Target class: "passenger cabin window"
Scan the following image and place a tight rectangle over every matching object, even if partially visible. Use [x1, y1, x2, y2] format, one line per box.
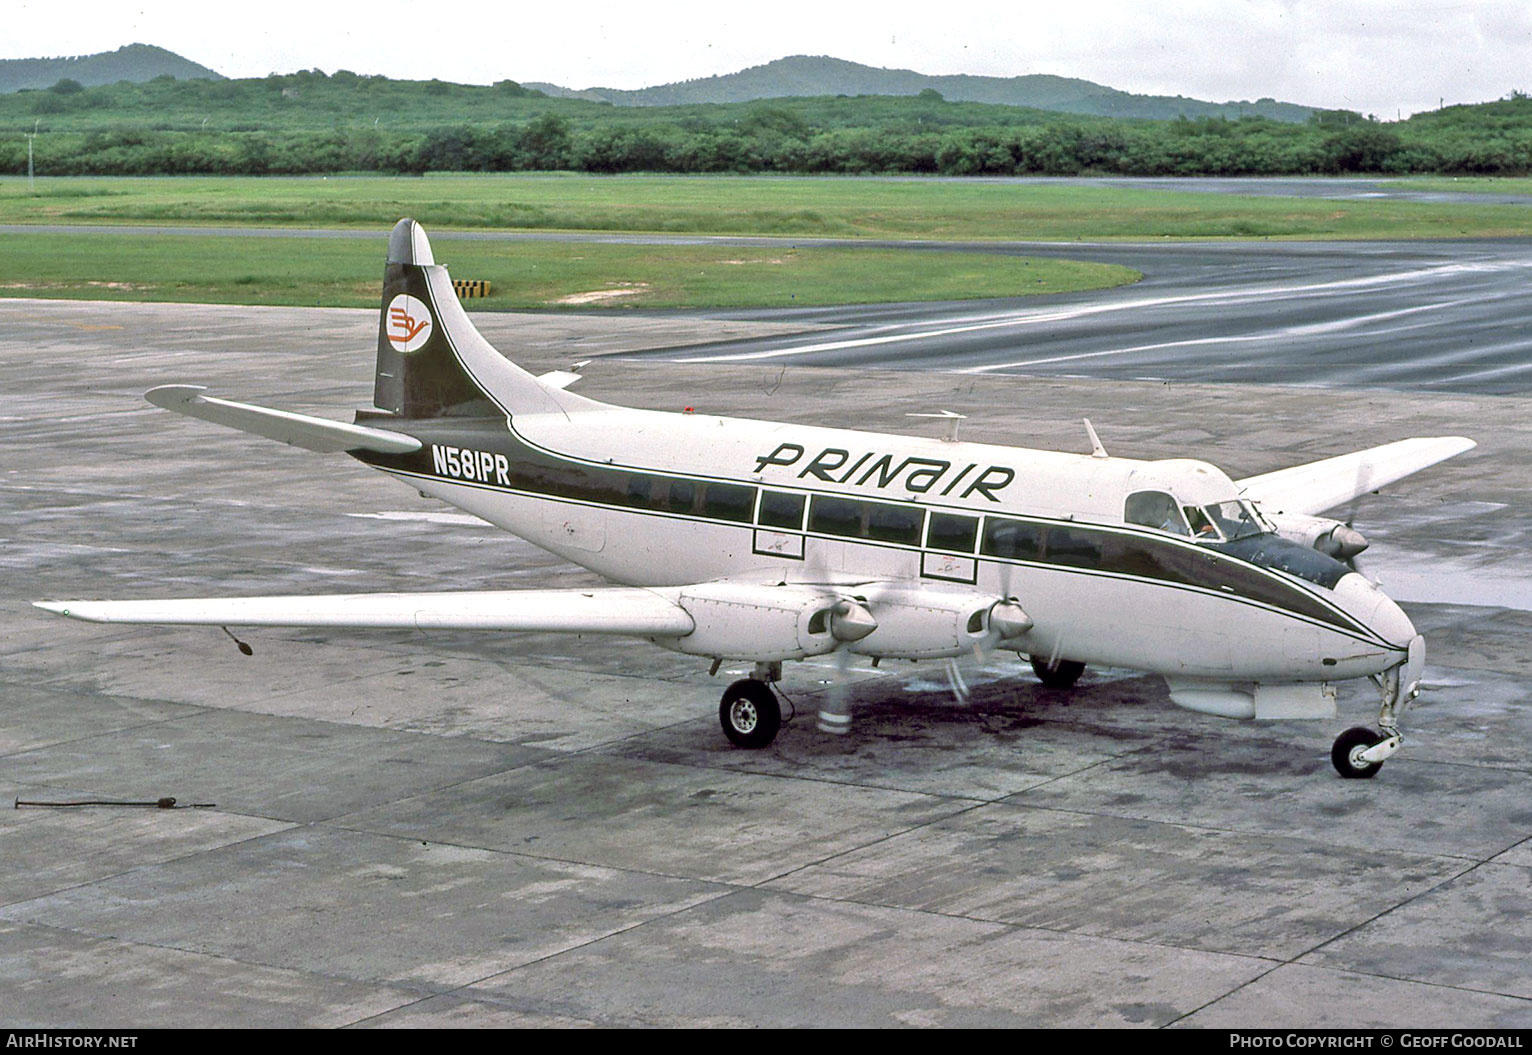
[927, 512, 978, 553]
[808, 495, 924, 547]
[1125, 491, 1190, 536]
[700, 482, 756, 523]
[758, 490, 806, 530]
[981, 518, 1043, 561]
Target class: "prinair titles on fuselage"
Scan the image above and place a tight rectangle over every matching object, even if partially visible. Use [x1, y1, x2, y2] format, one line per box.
[754, 442, 1015, 501]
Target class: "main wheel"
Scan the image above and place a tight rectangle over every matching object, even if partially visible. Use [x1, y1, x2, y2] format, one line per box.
[719, 679, 781, 749]
[1332, 725, 1385, 779]
[1030, 655, 1086, 690]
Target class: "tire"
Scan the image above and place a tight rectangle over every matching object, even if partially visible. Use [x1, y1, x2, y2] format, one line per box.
[719, 679, 781, 749]
[1332, 725, 1385, 779]
[1030, 655, 1086, 690]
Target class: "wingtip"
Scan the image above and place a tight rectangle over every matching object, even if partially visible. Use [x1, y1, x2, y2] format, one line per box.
[145, 384, 208, 409]
[33, 601, 78, 619]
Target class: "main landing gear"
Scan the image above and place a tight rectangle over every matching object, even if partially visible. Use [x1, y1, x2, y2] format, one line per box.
[719, 662, 782, 749]
[1030, 655, 1085, 690]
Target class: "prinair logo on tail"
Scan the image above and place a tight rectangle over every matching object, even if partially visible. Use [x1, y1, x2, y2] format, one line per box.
[372, 218, 597, 421]
[386, 294, 432, 354]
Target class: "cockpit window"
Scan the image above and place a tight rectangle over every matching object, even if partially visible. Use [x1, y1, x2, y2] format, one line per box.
[1184, 505, 1218, 539]
[1209, 500, 1269, 541]
[1184, 499, 1271, 543]
[1125, 491, 1190, 536]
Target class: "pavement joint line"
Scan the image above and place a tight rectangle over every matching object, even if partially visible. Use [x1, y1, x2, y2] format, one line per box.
[1486, 834, 1532, 865]
[574, 737, 1007, 802]
[1162, 859, 1532, 1022]
[987, 796, 1504, 865]
[1161, 961, 1291, 1028]
[1286, 857, 1496, 968]
[341, 877, 1278, 1027]
[0, 709, 215, 762]
[1260, 958, 1532, 1008]
[991, 733, 1181, 799]
[747, 799, 996, 889]
[0, 916, 448, 1008]
[341, 887, 747, 1027]
[0, 820, 302, 914]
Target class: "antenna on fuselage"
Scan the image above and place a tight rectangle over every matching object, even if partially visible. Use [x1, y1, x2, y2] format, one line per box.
[1083, 418, 1109, 459]
[907, 410, 966, 443]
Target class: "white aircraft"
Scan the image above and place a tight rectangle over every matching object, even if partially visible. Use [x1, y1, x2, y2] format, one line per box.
[36, 220, 1475, 779]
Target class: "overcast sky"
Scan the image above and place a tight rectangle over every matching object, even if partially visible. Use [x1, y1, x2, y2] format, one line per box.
[6, 0, 1528, 119]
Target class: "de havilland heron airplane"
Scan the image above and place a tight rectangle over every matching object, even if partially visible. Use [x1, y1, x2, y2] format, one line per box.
[37, 220, 1476, 778]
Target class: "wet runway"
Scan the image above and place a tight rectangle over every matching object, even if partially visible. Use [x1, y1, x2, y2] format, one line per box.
[2, 278, 1532, 1026]
[637, 239, 1532, 393]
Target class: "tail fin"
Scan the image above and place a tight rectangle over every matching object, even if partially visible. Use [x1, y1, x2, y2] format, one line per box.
[372, 219, 587, 420]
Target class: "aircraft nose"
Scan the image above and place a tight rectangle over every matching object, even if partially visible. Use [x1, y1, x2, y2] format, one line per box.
[1333, 572, 1416, 649]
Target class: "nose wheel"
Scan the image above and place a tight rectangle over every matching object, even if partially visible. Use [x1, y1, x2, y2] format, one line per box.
[1331, 726, 1391, 779]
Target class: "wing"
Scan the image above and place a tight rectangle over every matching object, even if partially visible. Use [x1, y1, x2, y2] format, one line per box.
[34, 588, 694, 636]
[1238, 436, 1476, 517]
[146, 385, 420, 454]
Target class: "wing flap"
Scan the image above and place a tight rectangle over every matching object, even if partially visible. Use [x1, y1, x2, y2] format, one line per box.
[1238, 436, 1475, 517]
[35, 588, 695, 636]
[146, 385, 421, 455]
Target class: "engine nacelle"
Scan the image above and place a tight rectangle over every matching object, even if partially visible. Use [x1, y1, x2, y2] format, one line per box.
[656, 581, 845, 661]
[650, 581, 1031, 664]
[850, 584, 1032, 660]
[1264, 511, 1368, 560]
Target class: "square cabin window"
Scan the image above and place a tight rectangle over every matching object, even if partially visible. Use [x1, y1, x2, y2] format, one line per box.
[926, 512, 978, 553]
[758, 490, 806, 530]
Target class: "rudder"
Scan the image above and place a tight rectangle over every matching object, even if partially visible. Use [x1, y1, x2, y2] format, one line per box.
[372, 219, 584, 420]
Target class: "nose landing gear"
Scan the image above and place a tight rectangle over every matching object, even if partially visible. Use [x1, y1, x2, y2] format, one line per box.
[1330, 636, 1423, 779]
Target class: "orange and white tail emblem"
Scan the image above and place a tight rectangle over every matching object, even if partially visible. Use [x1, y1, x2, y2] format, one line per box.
[385, 294, 433, 354]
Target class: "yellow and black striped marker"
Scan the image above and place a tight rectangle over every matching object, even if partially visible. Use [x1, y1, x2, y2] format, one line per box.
[452, 279, 491, 298]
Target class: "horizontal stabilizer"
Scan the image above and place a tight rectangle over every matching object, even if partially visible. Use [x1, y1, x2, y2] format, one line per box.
[146, 385, 422, 455]
[536, 369, 585, 390]
[1238, 436, 1476, 517]
[35, 588, 695, 636]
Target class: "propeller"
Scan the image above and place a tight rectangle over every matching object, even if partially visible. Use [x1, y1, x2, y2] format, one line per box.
[816, 597, 875, 735]
[1334, 456, 1378, 575]
[961, 558, 1034, 711]
[800, 536, 877, 736]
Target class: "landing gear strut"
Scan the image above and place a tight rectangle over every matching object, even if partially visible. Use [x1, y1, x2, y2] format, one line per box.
[1331, 639, 1423, 778]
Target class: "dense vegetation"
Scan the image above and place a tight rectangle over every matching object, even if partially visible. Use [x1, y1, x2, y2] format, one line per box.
[3, 68, 1529, 177]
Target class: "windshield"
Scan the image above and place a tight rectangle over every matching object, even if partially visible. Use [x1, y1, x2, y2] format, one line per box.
[1185, 500, 1271, 543]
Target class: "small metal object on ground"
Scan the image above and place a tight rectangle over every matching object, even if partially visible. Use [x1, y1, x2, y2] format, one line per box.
[14, 797, 215, 809]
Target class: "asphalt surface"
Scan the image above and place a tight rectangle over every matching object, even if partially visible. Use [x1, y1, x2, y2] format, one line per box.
[13, 217, 1526, 393]
[2, 282, 1531, 1027]
[632, 238, 1532, 393]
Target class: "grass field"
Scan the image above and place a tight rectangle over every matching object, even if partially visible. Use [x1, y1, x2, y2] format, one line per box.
[0, 231, 1141, 309]
[5, 174, 1532, 240]
[3, 174, 1526, 309]
[1380, 176, 1532, 195]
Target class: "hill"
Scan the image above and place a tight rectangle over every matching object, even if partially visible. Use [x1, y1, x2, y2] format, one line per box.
[0, 44, 222, 93]
[527, 54, 1314, 123]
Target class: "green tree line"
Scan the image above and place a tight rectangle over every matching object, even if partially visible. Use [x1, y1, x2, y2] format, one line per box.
[5, 71, 1531, 177]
